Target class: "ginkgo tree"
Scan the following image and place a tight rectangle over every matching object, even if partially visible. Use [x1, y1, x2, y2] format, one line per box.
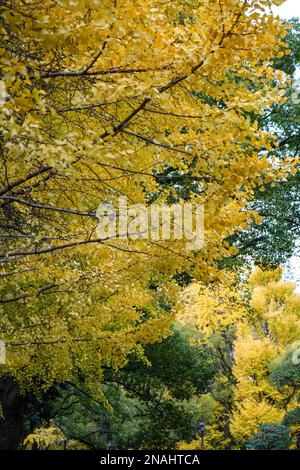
[230, 268, 300, 445]
[0, 0, 294, 449]
[178, 267, 300, 449]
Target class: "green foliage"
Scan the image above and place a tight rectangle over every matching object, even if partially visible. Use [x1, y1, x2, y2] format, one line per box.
[112, 328, 218, 401]
[23, 329, 218, 450]
[233, 19, 300, 267]
[283, 408, 300, 427]
[246, 424, 292, 450]
[270, 344, 300, 388]
[269, 345, 300, 448]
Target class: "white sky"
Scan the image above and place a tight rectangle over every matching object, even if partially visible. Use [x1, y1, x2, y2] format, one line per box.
[271, 2, 300, 287]
[273, 0, 300, 19]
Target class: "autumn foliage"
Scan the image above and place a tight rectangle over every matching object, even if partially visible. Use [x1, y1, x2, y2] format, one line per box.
[0, 0, 299, 451]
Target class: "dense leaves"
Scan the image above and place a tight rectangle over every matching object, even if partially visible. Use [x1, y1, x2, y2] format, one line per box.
[246, 424, 292, 450]
[22, 329, 217, 449]
[178, 268, 300, 449]
[234, 18, 300, 266]
[0, 1, 299, 452]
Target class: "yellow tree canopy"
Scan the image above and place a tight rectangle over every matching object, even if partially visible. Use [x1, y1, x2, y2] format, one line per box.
[231, 268, 300, 443]
[0, 0, 293, 390]
[178, 268, 300, 448]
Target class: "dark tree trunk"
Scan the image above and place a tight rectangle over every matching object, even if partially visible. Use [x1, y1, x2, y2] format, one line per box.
[0, 376, 25, 449]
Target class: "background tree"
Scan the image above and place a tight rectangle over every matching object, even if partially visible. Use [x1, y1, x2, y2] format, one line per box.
[270, 344, 300, 447]
[178, 267, 300, 449]
[22, 328, 217, 450]
[233, 18, 300, 266]
[246, 424, 292, 450]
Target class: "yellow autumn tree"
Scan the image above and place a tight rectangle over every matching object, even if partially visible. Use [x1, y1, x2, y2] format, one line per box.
[178, 267, 300, 449]
[23, 423, 87, 450]
[230, 268, 300, 444]
[0, 1, 294, 397]
[177, 275, 249, 449]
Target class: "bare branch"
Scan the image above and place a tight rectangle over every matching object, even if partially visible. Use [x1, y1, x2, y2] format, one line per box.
[0, 166, 52, 197]
[0, 196, 96, 217]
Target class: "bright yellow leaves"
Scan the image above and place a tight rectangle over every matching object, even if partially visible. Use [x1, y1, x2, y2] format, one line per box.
[230, 399, 284, 442]
[178, 279, 248, 337]
[23, 423, 87, 450]
[0, 1, 296, 392]
[178, 267, 300, 447]
[231, 269, 300, 443]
